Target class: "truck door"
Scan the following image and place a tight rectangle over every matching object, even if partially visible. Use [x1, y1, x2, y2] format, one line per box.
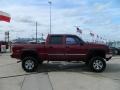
[65, 35, 86, 61]
[47, 35, 65, 61]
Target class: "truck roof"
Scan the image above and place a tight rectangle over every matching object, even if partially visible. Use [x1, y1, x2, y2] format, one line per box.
[48, 34, 76, 36]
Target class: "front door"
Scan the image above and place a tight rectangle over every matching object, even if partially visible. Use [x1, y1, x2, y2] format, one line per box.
[65, 35, 86, 61]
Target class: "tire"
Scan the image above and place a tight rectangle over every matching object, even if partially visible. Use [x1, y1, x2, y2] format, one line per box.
[89, 57, 106, 72]
[22, 57, 38, 72]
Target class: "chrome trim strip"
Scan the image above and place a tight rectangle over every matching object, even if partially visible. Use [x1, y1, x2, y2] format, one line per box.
[48, 54, 86, 56]
[48, 54, 64, 55]
[66, 54, 86, 56]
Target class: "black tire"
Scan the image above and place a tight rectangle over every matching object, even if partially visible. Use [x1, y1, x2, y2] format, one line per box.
[89, 57, 106, 72]
[22, 57, 38, 72]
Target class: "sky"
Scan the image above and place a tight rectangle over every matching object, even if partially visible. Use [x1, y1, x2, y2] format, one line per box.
[0, 0, 120, 41]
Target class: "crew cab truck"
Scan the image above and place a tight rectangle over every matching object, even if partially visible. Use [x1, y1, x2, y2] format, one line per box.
[11, 34, 112, 72]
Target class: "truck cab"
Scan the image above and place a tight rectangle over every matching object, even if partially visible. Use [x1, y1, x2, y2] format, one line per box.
[45, 34, 86, 61]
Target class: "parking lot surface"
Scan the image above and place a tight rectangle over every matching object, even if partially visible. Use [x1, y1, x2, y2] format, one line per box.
[0, 53, 120, 90]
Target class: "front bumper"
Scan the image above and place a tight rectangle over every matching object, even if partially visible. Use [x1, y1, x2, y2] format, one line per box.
[106, 54, 112, 61]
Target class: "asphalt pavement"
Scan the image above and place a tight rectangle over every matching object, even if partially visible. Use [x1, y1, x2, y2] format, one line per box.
[0, 53, 120, 90]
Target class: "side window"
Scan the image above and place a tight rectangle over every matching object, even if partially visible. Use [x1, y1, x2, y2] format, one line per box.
[49, 36, 63, 44]
[66, 36, 79, 45]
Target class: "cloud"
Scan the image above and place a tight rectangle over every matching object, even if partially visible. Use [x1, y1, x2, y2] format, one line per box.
[15, 16, 34, 23]
[93, 1, 112, 12]
[0, 0, 120, 41]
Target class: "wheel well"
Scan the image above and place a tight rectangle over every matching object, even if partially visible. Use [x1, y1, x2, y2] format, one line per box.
[87, 50, 105, 60]
[21, 50, 39, 60]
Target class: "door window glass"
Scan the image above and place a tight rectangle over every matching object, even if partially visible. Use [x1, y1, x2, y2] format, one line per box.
[66, 36, 78, 45]
[49, 36, 63, 44]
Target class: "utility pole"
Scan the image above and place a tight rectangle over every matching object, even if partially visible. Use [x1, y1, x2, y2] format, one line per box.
[42, 33, 44, 39]
[36, 22, 38, 43]
[48, 1, 52, 34]
[5, 31, 9, 43]
[8, 31, 9, 44]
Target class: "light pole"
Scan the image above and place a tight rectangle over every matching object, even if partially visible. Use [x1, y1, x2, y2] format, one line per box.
[48, 1, 52, 34]
[36, 21, 38, 43]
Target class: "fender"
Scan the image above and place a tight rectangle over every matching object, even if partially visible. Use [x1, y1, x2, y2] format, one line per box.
[21, 49, 39, 60]
[86, 48, 106, 60]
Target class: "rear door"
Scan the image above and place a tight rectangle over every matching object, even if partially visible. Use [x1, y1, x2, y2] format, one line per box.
[47, 35, 65, 61]
[65, 35, 86, 61]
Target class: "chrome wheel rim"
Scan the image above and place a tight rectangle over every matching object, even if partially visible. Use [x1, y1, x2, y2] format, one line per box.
[25, 60, 34, 70]
[93, 60, 103, 70]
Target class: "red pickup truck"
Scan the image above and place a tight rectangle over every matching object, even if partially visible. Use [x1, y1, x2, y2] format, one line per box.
[11, 34, 112, 72]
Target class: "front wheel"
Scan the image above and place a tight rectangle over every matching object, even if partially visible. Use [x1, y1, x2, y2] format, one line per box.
[22, 57, 38, 72]
[89, 57, 106, 72]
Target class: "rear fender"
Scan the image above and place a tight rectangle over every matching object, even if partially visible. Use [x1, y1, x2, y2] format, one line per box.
[21, 49, 39, 60]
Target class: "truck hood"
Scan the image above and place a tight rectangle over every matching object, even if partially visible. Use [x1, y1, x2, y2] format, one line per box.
[84, 42, 108, 50]
[85, 42, 106, 46]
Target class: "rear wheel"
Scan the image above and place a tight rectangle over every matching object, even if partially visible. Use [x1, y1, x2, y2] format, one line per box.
[89, 57, 106, 72]
[22, 57, 38, 72]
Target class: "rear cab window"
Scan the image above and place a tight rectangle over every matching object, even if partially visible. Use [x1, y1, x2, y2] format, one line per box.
[49, 35, 63, 45]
